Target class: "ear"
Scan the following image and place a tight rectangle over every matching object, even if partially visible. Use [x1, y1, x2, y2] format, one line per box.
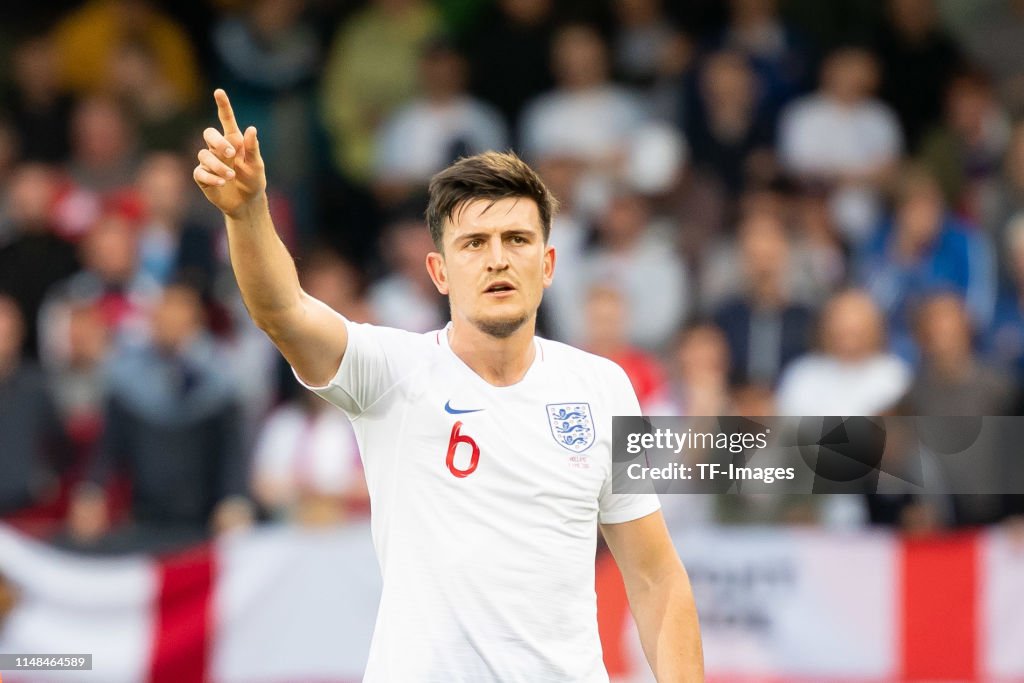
[425, 251, 449, 295]
[542, 244, 556, 289]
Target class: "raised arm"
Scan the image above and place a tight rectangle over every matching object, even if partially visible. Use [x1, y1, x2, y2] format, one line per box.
[193, 89, 347, 386]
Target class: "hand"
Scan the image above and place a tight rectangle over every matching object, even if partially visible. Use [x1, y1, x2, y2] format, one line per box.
[67, 486, 109, 543]
[194, 89, 267, 218]
[211, 496, 255, 536]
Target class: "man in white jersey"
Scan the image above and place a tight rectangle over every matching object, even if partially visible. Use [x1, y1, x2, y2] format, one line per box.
[194, 89, 703, 681]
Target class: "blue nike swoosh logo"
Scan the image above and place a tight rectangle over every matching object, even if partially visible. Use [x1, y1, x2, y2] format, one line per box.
[445, 400, 484, 415]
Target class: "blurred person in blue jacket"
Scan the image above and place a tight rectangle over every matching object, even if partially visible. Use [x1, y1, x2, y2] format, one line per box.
[64, 281, 252, 554]
[858, 166, 997, 362]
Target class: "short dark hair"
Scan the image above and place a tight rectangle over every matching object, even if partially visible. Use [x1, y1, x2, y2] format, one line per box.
[425, 151, 558, 250]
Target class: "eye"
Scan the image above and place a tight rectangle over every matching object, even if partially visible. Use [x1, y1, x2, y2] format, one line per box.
[467, 238, 483, 249]
[510, 235, 527, 245]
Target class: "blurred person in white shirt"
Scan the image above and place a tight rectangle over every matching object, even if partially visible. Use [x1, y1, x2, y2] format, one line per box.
[374, 38, 508, 206]
[779, 47, 903, 244]
[776, 289, 911, 416]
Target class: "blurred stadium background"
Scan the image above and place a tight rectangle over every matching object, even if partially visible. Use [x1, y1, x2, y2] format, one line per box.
[1, 0, 1024, 680]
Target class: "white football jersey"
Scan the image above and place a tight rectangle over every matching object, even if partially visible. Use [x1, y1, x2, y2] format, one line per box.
[296, 320, 660, 682]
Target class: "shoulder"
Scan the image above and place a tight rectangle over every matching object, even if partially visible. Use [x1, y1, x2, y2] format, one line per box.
[781, 94, 822, 122]
[348, 319, 439, 348]
[779, 353, 829, 383]
[538, 338, 634, 390]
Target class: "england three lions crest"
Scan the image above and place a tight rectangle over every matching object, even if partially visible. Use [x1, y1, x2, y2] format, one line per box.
[546, 403, 596, 453]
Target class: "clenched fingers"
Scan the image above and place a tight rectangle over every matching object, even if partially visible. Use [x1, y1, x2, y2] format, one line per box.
[203, 127, 236, 160]
[193, 165, 226, 187]
[197, 148, 236, 180]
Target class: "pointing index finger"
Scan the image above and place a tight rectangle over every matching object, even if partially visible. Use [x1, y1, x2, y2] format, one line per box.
[214, 88, 241, 136]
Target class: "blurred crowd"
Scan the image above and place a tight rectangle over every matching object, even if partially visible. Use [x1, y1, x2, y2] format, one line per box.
[2, 0, 1024, 552]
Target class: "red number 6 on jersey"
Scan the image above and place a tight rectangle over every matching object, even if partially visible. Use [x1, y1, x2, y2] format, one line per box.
[446, 421, 480, 478]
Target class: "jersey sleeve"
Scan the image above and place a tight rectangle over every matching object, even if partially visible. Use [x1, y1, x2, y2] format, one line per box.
[292, 319, 423, 419]
[597, 363, 661, 525]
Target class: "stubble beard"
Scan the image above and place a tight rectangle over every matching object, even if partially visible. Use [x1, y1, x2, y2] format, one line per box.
[472, 313, 530, 339]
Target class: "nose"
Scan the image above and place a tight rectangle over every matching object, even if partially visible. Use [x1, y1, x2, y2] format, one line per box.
[486, 238, 509, 272]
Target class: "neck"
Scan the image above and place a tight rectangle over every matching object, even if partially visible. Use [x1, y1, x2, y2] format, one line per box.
[447, 316, 537, 387]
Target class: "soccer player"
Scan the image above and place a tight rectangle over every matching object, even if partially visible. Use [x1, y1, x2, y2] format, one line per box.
[194, 89, 703, 682]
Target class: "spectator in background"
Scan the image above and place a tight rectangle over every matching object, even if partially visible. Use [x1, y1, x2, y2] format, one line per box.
[0, 297, 68, 517]
[684, 50, 776, 199]
[858, 168, 997, 360]
[582, 285, 667, 411]
[0, 121, 17, 194]
[610, 0, 692, 120]
[790, 186, 850, 305]
[54, 97, 140, 240]
[4, 37, 72, 164]
[47, 298, 110, 479]
[465, 0, 556, 136]
[987, 216, 1024, 382]
[582, 189, 689, 350]
[713, 214, 814, 387]
[251, 388, 368, 527]
[134, 152, 217, 292]
[776, 289, 911, 416]
[212, 0, 319, 96]
[211, 0, 321, 232]
[983, 120, 1024, 260]
[300, 248, 373, 325]
[905, 293, 1013, 415]
[66, 282, 251, 554]
[875, 0, 963, 152]
[320, 0, 441, 182]
[520, 24, 647, 214]
[39, 213, 160, 366]
[919, 70, 1010, 220]
[611, 0, 679, 86]
[369, 218, 446, 332]
[0, 164, 79, 358]
[713, 0, 815, 114]
[779, 47, 902, 244]
[106, 41, 197, 153]
[656, 321, 733, 417]
[536, 155, 590, 343]
[698, 179, 796, 310]
[951, 0, 1024, 116]
[373, 39, 507, 205]
[50, 0, 201, 106]
[903, 293, 1014, 527]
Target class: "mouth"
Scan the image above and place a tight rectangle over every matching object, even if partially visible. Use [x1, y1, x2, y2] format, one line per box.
[483, 281, 517, 297]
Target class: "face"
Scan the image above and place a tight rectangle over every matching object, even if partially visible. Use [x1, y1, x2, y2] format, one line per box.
[824, 51, 878, 103]
[896, 180, 943, 245]
[917, 296, 971, 362]
[82, 215, 138, 283]
[703, 52, 755, 111]
[151, 286, 204, 351]
[0, 298, 24, 364]
[739, 215, 788, 284]
[137, 153, 187, 221]
[426, 197, 554, 339]
[676, 326, 729, 383]
[552, 26, 608, 89]
[421, 49, 467, 99]
[822, 292, 883, 361]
